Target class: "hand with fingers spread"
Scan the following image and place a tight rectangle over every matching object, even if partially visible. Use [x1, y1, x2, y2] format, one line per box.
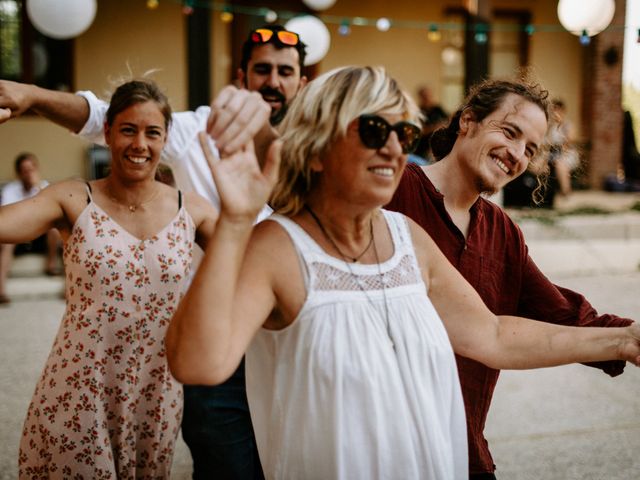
[206, 85, 272, 157]
[198, 132, 280, 222]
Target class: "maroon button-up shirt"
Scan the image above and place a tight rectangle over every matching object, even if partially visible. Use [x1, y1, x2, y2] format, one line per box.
[386, 162, 632, 474]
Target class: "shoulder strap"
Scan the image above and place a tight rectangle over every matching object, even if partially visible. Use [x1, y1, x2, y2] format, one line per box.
[178, 190, 182, 211]
[85, 181, 93, 204]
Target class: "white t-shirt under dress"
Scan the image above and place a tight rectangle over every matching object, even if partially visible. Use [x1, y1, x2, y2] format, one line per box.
[246, 210, 468, 480]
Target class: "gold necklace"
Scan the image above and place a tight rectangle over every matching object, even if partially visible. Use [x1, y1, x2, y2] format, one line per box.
[305, 205, 394, 348]
[107, 185, 160, 213]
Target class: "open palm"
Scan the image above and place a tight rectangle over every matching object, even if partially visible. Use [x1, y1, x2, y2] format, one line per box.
[199, 132, 280, 221]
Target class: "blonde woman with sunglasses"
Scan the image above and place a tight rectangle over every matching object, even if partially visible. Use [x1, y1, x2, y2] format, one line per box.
[166, 66, 640, 480]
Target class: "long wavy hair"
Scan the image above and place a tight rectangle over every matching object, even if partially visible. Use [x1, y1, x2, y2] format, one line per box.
[430, 77, 551, 203]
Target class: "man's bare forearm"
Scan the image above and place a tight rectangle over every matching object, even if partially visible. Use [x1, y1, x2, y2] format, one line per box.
[0, 80, 89, 132]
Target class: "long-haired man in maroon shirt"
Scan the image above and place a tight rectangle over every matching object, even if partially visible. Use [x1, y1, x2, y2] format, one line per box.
[386, 78, 635, 479]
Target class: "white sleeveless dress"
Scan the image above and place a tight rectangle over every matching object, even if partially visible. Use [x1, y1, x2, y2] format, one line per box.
[246, 210, 468, 480]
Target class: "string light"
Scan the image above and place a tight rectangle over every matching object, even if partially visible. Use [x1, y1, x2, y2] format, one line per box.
[579, 29, 591, 46]
[474, 24, 488, 44]
[141, 1, 634, 39]
[376, 17, 391, 32]
[264, 9, 278, 23]
[427, 23, 441, 42]
[219, 5, 233, 23]
[338, 19, 351, 36]
[182, 0, 193, 15]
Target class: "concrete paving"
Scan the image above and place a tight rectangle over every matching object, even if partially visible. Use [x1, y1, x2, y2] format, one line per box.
[1, 194, 639, 479]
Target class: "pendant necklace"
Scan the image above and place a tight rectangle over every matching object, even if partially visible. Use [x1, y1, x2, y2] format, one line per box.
[305, 205, 394, 348]
[108, 186, 160, 213]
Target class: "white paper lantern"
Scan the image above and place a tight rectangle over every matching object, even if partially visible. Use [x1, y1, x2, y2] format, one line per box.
[557, 0, 615, 36]
[27, 0, 97, 40]
[285, 16, 331, 66]
[302, 0, 337, 11]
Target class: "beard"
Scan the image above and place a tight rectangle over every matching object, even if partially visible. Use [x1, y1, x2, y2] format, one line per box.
[259, 86, 288, 126]
[269, 103, 288, 126]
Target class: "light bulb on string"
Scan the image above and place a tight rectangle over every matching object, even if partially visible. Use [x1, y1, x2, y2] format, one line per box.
[474, 32, 488, 44]
[579, 29, 591, 45]
[474, 23, 488, 44]
[220, 9, 234, 24]
[147, 0, 159, 10]
[182, 0, 193, 15]
[338, 20, 351, 36]
[264, 9, 278, 23]
[376, 17, 391, 32]
[427, 24, 441, 42]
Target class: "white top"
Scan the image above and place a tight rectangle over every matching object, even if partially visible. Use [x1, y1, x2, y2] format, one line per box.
[246, 210, 468, 480]
[76, 90, 273, 221]
[1, 179, 48, 206]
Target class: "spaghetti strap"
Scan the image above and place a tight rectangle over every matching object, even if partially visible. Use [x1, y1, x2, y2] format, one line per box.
[85, 182, 93, 204]
[178, 190, 182, 211]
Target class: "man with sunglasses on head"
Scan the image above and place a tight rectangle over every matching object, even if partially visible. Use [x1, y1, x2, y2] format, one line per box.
[239, 25, 308, 126]
[386, 77, 636, 480]
[0, 24, 308, 480]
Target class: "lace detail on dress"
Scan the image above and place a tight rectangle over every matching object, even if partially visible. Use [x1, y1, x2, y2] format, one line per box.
[313, 254, 421, 291]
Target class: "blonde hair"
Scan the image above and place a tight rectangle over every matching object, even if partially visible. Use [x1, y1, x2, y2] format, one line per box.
[270, 65, 419, 216]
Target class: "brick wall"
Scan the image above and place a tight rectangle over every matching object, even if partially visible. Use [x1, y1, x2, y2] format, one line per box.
[582, 0, 626, 188]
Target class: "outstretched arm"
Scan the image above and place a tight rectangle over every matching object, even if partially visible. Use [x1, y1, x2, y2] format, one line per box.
[408, 219, 640, 369]
[166, 133, 282, 385]
[0, 80, 89, 132]
[0, 182, 68, 244]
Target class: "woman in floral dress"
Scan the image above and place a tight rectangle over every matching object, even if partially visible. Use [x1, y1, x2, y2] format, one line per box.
[0, 79, 217, 478]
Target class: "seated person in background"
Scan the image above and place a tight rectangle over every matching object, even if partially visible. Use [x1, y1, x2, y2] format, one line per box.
[547, 98, 580, 196]
[0, 152, 61, 303]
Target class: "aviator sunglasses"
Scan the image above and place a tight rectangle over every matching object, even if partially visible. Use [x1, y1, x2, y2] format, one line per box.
[250, 28, 300, 46]
[358, 114, 422, 154]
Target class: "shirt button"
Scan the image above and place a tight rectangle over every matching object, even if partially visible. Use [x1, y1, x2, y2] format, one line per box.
[135, 305, 142, 312]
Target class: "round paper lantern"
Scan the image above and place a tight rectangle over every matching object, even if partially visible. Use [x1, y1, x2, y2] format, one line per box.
[557, 0, 615, 36]
[27, 0, 97, 40]
[302, 0, 337, 11]
[285, 16, 331, 66]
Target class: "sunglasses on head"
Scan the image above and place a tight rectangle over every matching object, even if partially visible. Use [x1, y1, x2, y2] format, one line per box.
[358, 114, 422, 154]
[250, 28, 300, 46]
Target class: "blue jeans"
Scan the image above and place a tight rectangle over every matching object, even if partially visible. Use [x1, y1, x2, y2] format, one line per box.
[182, 359, 264, 480]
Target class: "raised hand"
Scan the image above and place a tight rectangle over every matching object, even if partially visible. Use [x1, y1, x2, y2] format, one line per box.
[199, 132, 280, 222]
[206, 85, 271, 157]
[0, 80, 33, 124]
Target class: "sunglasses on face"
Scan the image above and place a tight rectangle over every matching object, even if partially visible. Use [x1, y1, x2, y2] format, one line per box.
[250, 28, 300, 46]
[358, 114, 422, 154]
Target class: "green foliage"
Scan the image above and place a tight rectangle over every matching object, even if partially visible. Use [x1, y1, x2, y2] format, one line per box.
[0, 0, 21, 78]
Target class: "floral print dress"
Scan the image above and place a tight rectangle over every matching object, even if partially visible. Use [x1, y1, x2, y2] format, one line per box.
[19, 188, 195, 479]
